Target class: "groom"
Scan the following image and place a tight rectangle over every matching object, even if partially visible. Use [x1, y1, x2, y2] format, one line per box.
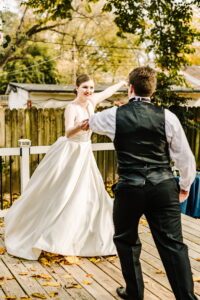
[89, 66, 197, 300]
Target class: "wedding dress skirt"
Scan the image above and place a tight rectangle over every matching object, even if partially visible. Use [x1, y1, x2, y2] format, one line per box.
[5, 136, 116, 260]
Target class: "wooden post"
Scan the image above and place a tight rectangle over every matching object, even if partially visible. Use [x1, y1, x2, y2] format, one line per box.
[18, 139, 31, 193]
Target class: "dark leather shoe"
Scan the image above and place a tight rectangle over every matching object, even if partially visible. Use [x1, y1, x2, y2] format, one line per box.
[116, 287, 128, 299]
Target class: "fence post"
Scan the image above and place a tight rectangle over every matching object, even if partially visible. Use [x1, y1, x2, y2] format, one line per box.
[18, 139, 31, 193]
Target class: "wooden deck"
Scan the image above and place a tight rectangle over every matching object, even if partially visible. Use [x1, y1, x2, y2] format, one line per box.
[0, 214, 199, 300]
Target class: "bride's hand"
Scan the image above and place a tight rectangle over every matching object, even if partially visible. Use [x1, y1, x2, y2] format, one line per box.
[79, 119, 89, 131]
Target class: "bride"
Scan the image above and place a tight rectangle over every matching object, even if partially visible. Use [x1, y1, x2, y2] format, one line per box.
[5, 74, 126, 260]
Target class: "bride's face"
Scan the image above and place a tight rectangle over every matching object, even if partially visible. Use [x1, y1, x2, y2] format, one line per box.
[76, 80, 94, 101]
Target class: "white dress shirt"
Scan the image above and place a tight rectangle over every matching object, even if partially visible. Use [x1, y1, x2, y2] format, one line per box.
[89, 105, 196, 191]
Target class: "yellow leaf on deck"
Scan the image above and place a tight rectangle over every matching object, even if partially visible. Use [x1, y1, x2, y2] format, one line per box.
[42, 282, 60, 287]
[196, 258, 200, 261]
[5, 297, 17, 300]
[156, 269, 165, 274]
[64, 256, 80, 265]
[19, 272, 28, 276]
[82, 280, 92, 285]
[66, 283, 82, 289]
[39, 257, 51, 266]
[0, 276, 4, 280]
[7, 276, 14, 280]
[86, 274, 94, 278]
[31, 293, 47, 299]
[0, 248, 6, 255]
[34, 273, 51, 280]
[193, 277, 200, 282]
[0, 222, 4, 227]
[139, 220, 148, 226]
[63, 274, 72, 279]
[49, 292, 58, 298]
[106, 256, 118, 262]
[89, 258, 101, 263]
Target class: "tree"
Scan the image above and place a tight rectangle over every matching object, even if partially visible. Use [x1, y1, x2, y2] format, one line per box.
[51, 0, 140, 84]
[0, 0, 73, 69]
[102, 0, 200, 76]
[0, 43, 60, 93]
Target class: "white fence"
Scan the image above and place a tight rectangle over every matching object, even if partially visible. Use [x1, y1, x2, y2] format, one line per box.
[0, 139, 115, 194]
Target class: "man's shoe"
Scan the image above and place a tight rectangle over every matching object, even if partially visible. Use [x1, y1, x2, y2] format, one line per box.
[116, 287, 128, 299]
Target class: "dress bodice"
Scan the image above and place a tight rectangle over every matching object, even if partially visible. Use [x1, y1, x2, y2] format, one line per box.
[67, 101, 94, 142]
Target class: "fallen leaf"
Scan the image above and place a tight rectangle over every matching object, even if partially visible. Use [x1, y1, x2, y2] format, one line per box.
[0, 222, 4, 227]
[39, 257, 51, 266]
[139, 220, 148, 226]
[86, 274, 93, 278]
[49, 292, 58, 298]
[42, 282, 60, 287]
[0, 276, 4, 280]
[32, 273, 51, 280]
[19, 272, 28, 276]
[196, 258, 200, 262]
[82, 280, 92, 285]
[31, 293, 47, 299]
[63, 274, 72, 279]
[89, 258, 101, 263]
[5, 297, 17, 300]
[193, 277, 200, 282]
[156, 269, 165, 274]
[65, 283, 82, 289]
[106, 256, 117, 262]
[0, 248, 6, 255]
[64, 256, 80, 265]
[7, 276, 14, 280]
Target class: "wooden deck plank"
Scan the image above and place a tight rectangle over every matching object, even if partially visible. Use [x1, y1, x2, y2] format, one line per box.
[112, 259, 175, 300]
[41, 261, 96, 300]
[21, 260, 73, 300]
[61, 262, 117, 300]
[0, 213, 199, 299]
[0, 259, 27, 298]
[0, 288, 6, 298]
[89, 259, 160, 300]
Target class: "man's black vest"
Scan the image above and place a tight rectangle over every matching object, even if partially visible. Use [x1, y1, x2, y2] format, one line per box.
[113, 100, 173, 186]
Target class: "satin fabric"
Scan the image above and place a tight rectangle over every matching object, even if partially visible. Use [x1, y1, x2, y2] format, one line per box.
[5, 103, 116, 260]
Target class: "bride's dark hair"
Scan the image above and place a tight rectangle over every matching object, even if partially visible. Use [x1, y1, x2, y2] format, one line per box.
[74, 74, 92, 94]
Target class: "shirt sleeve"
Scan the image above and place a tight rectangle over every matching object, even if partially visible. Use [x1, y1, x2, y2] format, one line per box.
[89, 106, 117, 141]
[165, 109, 196, 191]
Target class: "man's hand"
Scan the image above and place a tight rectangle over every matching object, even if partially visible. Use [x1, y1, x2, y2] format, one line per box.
[179, 189, 189, 203]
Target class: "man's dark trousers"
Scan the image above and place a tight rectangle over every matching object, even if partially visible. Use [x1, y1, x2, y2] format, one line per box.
[113, 178, 198, 300]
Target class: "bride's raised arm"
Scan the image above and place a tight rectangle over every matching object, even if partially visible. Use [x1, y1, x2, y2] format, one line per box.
[91, 80, 127, 107]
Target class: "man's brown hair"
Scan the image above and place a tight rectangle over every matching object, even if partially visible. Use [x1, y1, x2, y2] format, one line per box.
[128, 66, 157, 97]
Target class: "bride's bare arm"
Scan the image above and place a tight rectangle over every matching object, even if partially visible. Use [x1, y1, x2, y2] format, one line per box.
[65, 104, 88, 138]
[91, 80, 127, 107]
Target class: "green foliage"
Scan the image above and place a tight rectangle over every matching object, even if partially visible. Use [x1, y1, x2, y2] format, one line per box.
[102, 0, 200, 75]
[152, 72, 187, 107]
[152, 72, 194, 129]
[22, 0, 72, 20]
[0, 44, 60, 94]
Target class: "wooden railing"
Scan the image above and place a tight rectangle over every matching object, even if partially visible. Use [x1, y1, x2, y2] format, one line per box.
[0, 140, 117, 213]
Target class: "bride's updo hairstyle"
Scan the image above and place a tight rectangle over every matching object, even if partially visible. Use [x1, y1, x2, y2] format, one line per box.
[74, 74, 92, 94]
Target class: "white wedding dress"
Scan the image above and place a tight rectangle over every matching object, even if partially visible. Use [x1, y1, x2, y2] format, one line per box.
[5, 102, 116, 260]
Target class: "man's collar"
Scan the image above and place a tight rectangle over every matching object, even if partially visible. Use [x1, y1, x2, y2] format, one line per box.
[129, 96, 151, 103]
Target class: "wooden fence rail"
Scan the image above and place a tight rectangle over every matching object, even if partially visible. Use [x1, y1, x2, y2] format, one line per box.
[0, 107, 199, 194]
